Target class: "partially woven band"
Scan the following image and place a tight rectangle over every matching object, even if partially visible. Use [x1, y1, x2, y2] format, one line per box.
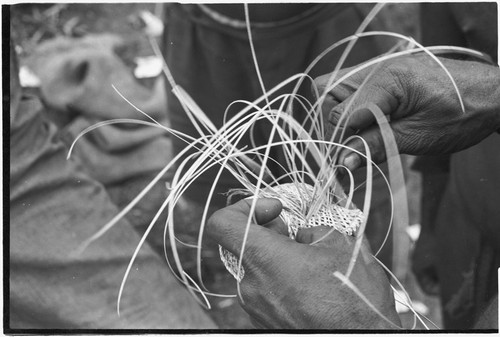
[219, 183, 363, 281]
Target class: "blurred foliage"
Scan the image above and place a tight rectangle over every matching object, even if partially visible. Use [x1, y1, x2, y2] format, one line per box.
[10, 3, 157, 57]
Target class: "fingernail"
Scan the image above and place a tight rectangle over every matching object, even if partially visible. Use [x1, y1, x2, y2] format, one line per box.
[328, 108, 340, 123]
[343, 153, 360, 171]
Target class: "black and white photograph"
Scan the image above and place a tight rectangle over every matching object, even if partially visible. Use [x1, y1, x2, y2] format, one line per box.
[4, 1, 500, 333]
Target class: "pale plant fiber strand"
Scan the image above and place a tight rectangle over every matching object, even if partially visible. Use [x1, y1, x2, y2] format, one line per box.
[67, 4, 489, 328]
[219, 183, 364, 282]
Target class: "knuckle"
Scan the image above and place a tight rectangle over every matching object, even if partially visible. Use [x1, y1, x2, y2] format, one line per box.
[372, 130, 387, 161]
[314, 73, 334, 92]
[239, 281, 260, 310]
[206, 209, 222, 233]
[386, 59, 423, 110]
[295, 229, 313, 243]
[243, 243, 264, 264]
[329, 107, 343, 123]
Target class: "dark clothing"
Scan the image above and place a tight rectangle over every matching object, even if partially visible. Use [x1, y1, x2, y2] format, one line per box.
[414, 2, 499, 329]
[9, 90, 216, 328]
[162, 3, 396, 267]
[162, 3, 392, 205]
[434, 134, 500, 328]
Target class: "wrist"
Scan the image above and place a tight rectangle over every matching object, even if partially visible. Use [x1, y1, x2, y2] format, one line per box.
[457, 60, 500, 133]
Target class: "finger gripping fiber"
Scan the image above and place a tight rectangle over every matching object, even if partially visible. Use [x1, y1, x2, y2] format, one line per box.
[219, 183, 363, 281]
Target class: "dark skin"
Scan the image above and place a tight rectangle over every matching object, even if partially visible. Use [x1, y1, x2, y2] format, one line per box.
[207, 198, 401, 329]
[207, 56, 500, 329]
[315, 55, 500, 171]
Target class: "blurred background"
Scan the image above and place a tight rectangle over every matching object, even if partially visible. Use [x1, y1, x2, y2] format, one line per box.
[9, 2, 443, 329]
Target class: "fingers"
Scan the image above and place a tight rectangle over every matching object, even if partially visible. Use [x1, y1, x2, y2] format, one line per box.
[338, 127, 388, 171]
[339, 110, 419, 171]
[206, 198, 283, 257]
[330, 84, 398, 130]
[334, 91, 402, 172]
[315, 71, 357, 102]
[315, 70, 358, 128]
[295, 227, 377, 274]
[247, 197, 283, 225]
[316, 67, 403, 173]
[262, 216, 288, 236]
[295, 226, 343, 247]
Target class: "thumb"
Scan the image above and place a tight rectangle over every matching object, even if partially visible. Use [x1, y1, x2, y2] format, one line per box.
[337, 99, 403, 171]
[206, 198, 283, 257]
[295, 226, 343, 247]
[249, 197, 288, 236]
[248, 197, 283, 225]
[338, 127, 387, 171]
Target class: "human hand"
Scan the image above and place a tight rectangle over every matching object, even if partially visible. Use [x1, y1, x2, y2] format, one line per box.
[207, 198, 401, 329]
[315, 56, 500, 171]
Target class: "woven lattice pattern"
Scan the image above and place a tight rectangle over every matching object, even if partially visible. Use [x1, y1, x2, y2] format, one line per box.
[220, 183, 364, 281]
